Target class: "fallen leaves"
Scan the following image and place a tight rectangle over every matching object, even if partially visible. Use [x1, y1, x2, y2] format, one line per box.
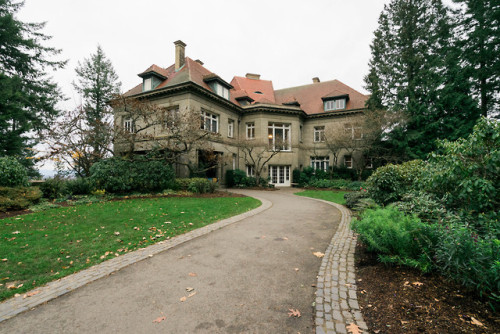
[412, 282, 423, 286]
[313, 252, 325, 258]
[23, 290, 41, 298]
[12, 231, 20, 234]
[346, 323, 362, 334]
[179, 296, 187, 302]
[188, 272, 197, 277]
[153, 315, 166, 323]
[188, 292, 197, 298]
[186, 287, 194, 292]
[470, 316, 486, 328]
[288, 309, 301, 317]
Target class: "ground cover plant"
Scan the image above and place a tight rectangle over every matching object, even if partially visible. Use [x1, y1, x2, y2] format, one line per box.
[0, 196, 260, 301]
[295, 190, 347, 205]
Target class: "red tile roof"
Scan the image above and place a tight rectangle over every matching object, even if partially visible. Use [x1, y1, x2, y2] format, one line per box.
[138, 64, 169, 79]
[230, 76, 276, 104]
[274, 80, 368, 115]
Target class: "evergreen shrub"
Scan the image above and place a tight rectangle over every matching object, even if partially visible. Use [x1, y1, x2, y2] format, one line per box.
[0, 157, 29, 187]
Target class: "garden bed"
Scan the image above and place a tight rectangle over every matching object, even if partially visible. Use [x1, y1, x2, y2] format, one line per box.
[355, 242, 500, 333]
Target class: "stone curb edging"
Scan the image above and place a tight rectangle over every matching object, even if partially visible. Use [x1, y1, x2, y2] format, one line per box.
[304, 198, 367, 334]
[0, 196, 272, 323]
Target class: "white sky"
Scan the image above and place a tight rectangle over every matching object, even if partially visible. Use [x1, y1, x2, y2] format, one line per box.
[18, 0, 391, 111]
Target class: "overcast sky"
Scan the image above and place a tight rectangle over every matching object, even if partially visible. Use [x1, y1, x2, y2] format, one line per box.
[18, 0, 391, 110]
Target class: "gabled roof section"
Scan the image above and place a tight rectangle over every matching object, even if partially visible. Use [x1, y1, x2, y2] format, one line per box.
[137, 64, 169, 80]
[230, 76, 276, 104]
[274, 80, 368, 115]
[124, 57, 227, 97]
[203, 73, 233, 89]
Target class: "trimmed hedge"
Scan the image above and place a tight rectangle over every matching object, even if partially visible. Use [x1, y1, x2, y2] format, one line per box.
[0, 186, 42, 212]
[174, 178, 216, 193]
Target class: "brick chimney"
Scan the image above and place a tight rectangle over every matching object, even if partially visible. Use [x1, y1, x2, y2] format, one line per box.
[312, 77, 320, 83]
[174, 40, 186, 71]
[246, 73, 261, 80]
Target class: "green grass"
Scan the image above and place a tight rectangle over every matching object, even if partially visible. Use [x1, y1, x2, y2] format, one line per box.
[295, 190, 348, 205]
[0, 196, 260, 301]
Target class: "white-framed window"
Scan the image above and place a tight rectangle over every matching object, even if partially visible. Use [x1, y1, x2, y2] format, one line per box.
[269, 165, 291, 186]
[344, 155, 353, 169]
[215, 83, 230, 100]
[314, 126, 325, 142]
[268, 123, 291, 151]
[200, 110, 218, 133]
[324, 98, 346, 111]
[123, 118, 134, 133]
[246, 122, 255, 139]
[344, 123, 363, 140]
[162, 106, 179, 129]
[228, 119, 234, 138]
[246, 165, 255, 177]
[143, 78, 152, 91]
[365, 157, 373, 169]
[311, 156, 329, 171]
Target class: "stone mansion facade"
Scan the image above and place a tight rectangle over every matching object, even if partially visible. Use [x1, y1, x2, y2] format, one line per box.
[116, 41, 369, 187]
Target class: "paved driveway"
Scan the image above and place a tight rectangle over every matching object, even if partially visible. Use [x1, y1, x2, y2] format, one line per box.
[0, 189, 341, 334]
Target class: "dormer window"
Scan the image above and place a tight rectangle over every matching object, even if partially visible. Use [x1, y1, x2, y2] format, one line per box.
[143, 77, 152, 91]
[214, 83, 230, 100]
[322, 94, 349, 112]
[324, 98, 346, 111]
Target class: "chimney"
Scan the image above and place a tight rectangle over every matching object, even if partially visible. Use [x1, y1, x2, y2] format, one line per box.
[312, 77, 320, 83]
[195, 59, 204, 65]
[246, 73, 261, 80]
[174, 40, 186, 71]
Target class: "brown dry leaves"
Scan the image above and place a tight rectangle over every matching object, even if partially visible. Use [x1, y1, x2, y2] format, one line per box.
[313, 252, 325, 258]
[347, 323, 362, 334]
[288, 309, 301, 317]
[153, 316, 166, 323]
[470, 316, 486, 328]
[188, 272, 197, 277]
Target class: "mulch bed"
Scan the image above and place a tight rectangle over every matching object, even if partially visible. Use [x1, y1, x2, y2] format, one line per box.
[0, 191, 246, 220]
[355, 242, 500, 333]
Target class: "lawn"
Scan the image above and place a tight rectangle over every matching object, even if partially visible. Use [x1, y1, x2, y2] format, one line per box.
[295, 190, 348, 205]
[0, 196, 260, 301]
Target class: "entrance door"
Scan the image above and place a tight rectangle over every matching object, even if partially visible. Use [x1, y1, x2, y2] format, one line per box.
[269, 165, 291, 187]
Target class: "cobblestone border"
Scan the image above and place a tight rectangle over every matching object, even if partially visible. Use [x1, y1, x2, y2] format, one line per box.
[306, 198, 367, 334]
[0, 196, 271, 323]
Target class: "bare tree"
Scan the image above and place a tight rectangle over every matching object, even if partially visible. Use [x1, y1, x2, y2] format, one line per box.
[44, 105, 115, 177]
[230, 137, 285, 186]
[112, 96, 217, 174]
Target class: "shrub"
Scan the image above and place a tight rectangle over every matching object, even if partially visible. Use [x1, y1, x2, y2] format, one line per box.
[65, 178, 92, 195]
[352, 206, 440, 272]
[435, 225, 500, 301]
[331, 165, 357, 180]
[0, 186, 42, 212]
[0, 157, 29, 187]
[175, 178, 216, 194]
[89, 157, 175, 193]
[225, 169, 247, 188]
[394, 191, 450, 224]
[344, 190, 369, 209]
[39, 177, 67, 199]
[306, 178, 366, 190]
[367, 160, 426, 205]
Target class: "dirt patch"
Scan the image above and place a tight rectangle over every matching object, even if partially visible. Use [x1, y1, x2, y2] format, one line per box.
[355, 242, 500, 333]
[0, 191, 247, 220]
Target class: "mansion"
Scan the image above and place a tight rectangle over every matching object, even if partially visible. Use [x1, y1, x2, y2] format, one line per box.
[115, 40, 369, 186]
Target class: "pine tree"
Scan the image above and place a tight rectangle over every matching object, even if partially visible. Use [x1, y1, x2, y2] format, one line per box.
[453, 0, 500, 117]
[47, 46, 121, 176]
[0, 0, 65, 173]
[365, 0, 480, 160]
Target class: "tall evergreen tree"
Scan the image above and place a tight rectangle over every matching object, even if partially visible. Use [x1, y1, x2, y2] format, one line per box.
[453, 0, 500, 117]
[47, 46, 121, 176]
[0, 0, 65, 172]
[365, 0, 480, 160]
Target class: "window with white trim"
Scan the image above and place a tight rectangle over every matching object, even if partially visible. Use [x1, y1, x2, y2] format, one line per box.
[344, 123, 363, 140]
[124, 118, 134, 133]
[324, 98, 346, 111]
[200, 110, 218, 133]
[214, 83, 230, 100]
[268, 123, 291, 151]
[246, 165, 255, 177]
[314, 126, 325, 142]
[311, 156, 329, 171]
[344, 155, 353, 169]
[365, 157, 373, 169]
[246, 122, 255, 139]
[228, 119, 234, 138]
[143, 78, 152, 91]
